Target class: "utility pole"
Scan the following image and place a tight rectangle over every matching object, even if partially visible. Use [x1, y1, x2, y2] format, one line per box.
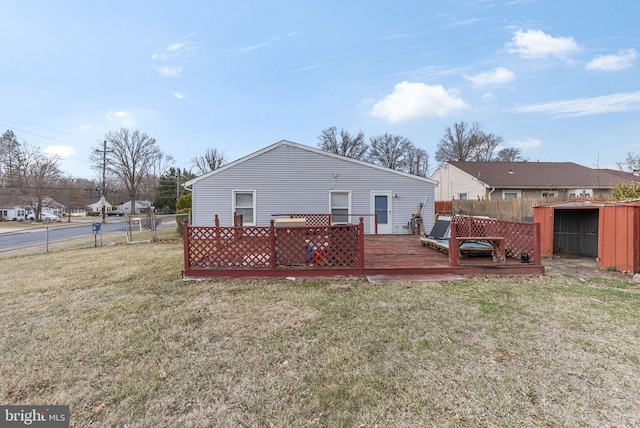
[176, 169, 180, 202]
[93, 140, 109, 222]
[102, 140, 107, 222]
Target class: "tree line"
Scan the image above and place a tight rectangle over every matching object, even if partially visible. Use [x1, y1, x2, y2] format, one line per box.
[316, 121, 528, 177]
[2, 121, 638, 219]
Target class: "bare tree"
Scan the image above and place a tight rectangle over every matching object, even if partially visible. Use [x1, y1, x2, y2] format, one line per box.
[435, 121, 480, 163]
[435, 121, 502, 163]
[368, 133, 415, 171]
[471, 132, 502, 161]
[141, 153, 175, 204]
[191, 148, 227, 175]
[407, 146, 430, 177]
[317, 126, 368, 160]
[10, 143, 62, 220]
[617, 152, 640, 173]
[51, 177, 89, 222]
[91, 128, 162, 215]
[495, 147, 528, 162]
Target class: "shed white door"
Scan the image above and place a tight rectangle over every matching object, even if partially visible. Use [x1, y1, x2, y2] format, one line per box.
[371, 191, 392, 234]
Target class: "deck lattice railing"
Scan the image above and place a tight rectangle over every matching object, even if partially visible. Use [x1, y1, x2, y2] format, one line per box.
[451, 215, 541, 263]
[183, 219, 365, 271]
[272, 213, 379, 233]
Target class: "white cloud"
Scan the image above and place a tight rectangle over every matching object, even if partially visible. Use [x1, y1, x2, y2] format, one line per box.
[167, 42, 187, 52]
[151, 33, 197, 77]
[236, 32, 304, 53]
[43, 145, 75, 159]
[173, 92, 187, 99]
[371, 81, 468, 122]
[510, 138, 542, 149]
[586, 48, 638, 71]
[513, 91, 640, 117]
[507, 29, 581, 59]
[465, 67, 515, 87]
[154, 65, 183, 78]
[105, 110, 136, 127]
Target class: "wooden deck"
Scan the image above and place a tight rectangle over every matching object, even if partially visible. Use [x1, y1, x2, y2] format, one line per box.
[363, 234, 543, 276]
[182, 234, 544, 279]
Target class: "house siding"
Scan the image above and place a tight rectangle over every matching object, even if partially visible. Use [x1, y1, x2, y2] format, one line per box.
[431, 163, 487, 201]
[191, 142, 435, 234]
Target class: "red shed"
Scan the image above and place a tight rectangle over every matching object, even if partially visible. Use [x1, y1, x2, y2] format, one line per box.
[534, 200, 640, 274]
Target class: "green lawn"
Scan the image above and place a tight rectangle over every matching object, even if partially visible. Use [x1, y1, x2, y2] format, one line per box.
[1, 236, 639, 427]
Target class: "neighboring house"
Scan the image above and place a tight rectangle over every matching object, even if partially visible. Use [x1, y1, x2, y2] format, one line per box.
[1, 205, 27, 221]
[87, 197, 112, 214]
[430, 161, 638, 201]
[1, 197, 65, 220]
[42, 197, 66, 217]
[185, 140, 437, 234]
[118, 200, 152, 214]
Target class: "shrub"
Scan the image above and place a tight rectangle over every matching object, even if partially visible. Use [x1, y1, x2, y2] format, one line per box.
[176, 214, 189, 236]
[176, 194, 192, 211]
[612, 181, 640, 200]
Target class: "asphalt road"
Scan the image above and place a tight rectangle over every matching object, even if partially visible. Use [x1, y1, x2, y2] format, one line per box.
[0, 220, 125, 251]
[0, 215, 176, 252]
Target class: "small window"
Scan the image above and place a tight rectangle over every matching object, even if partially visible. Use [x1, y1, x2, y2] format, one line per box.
[457, 192, 468, 200]
[330, 191, 350, 224]
[233, 190, 256, 226]
[502, 190, 521, 199]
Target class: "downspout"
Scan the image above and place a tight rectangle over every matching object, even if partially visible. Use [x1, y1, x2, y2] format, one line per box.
[488, 187, 495, 201]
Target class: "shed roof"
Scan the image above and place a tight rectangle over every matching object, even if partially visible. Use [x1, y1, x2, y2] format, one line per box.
[186, 140, 438, 186]
[448, 161, 637, 189]
[535, 199, 640, 208]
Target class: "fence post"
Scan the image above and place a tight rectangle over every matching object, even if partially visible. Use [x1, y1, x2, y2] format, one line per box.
[374, 213, 378, 235]
[449, 222, 459, 267]
[270, 220, 276, 269]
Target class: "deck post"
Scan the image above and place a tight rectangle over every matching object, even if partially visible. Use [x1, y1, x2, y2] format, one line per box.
[358, 217, 365, 268]
[533, 222, 542, 265]
[269, 220, 276, 269]
[182, 220, 190, 271]
[374, 213, 378, 235]
[449, 222, 459, 267]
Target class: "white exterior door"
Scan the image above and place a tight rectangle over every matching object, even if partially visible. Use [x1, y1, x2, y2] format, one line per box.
[371, 191, 393, 234]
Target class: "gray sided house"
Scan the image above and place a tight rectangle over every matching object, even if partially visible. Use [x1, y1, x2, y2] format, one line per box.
[185, 140, 437, 234]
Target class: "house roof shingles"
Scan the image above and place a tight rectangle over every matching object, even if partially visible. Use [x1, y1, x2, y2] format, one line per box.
[449, 161, 638, 189]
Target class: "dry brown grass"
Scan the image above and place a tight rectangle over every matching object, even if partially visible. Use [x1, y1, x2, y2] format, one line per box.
[1, 236, 639, 427]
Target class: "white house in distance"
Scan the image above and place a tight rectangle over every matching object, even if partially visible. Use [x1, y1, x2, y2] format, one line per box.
[185, 140, 437, 234]
[118, 200, 152, 214]
[86, 197, 112, 215]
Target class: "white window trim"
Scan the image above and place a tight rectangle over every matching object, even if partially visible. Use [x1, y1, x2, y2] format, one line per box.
[457, 192, 468, 200]
[329, 190, 351, 224]
[502, 190, 521, 199]
[232, 190, 256, 226]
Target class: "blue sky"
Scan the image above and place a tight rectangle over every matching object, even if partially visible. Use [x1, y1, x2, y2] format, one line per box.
[1, 0, 638, 179]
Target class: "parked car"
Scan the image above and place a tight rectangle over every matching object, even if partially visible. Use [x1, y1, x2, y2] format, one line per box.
[27, 212, 59, 221]
[106, 210, 124, 217]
